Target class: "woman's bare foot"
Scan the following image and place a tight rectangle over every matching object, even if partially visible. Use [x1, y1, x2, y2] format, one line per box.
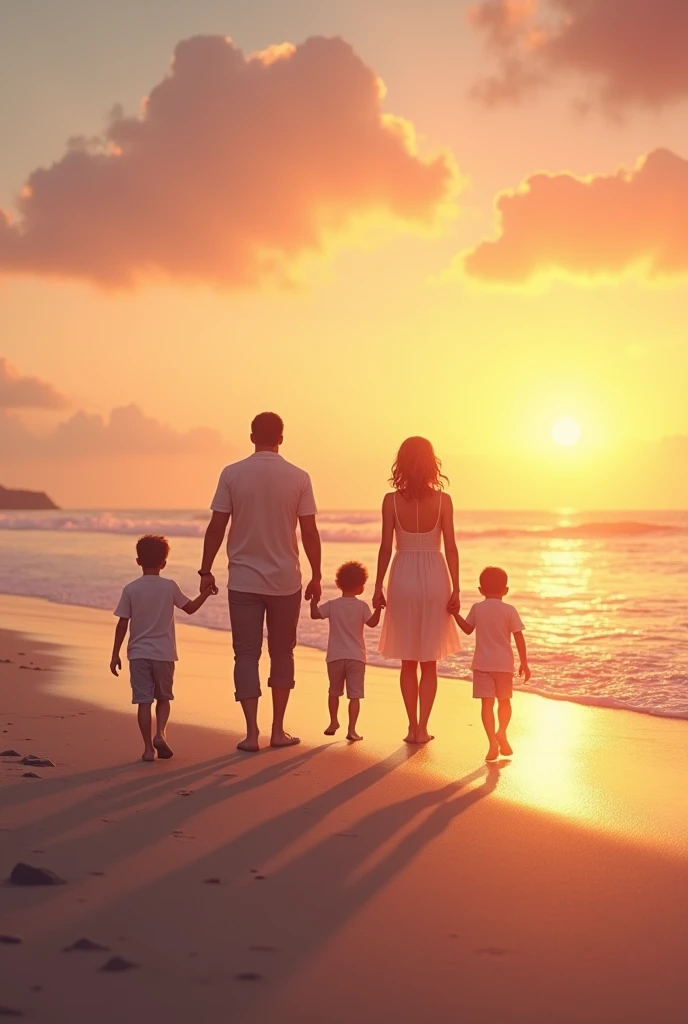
[237, 735, 260, 752]
[415, 730, 435, 744]
[141, 750, 155, 762]
[485, 741, 500, 762]
[496, 732, 513, 756]
[324, 721, 340, 736]
[270, 732, 300, 748]
[403, 729, 417, 744]
[346, 731, 363, 742]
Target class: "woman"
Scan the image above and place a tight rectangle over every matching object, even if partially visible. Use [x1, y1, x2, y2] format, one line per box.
[373, 437, 460, 743]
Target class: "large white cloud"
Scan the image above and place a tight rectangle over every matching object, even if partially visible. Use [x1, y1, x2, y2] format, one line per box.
[0, 34, 457, 290]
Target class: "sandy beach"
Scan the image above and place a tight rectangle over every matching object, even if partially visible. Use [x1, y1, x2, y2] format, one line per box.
[1, 594, 687, 1023]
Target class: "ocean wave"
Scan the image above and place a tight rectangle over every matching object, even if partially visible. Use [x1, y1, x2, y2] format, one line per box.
[0, 512, 682, 543]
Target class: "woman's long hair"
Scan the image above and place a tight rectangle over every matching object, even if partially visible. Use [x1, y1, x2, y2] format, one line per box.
[390, 437, 448, 501]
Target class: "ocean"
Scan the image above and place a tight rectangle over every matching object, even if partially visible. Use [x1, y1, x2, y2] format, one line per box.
[1, 508, 686, 719]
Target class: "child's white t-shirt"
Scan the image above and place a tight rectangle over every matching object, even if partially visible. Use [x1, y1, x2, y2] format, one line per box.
[114, 576, 190, 661]
[465, 599, 525, 673]
[318, 596, 372, 663]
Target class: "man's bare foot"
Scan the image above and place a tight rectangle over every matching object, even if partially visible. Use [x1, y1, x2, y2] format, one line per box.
[153, 736, 174, 759]
[270, 732, 300, 748]
[485, 741, 500, 762]
[324, 722, 340, 736]
[346, 731, 363, 742]
[496, 733, 513, 756]
[237, 736, 260, 752]
[415, 730, 435, 744]
[142, 750, 155, 762]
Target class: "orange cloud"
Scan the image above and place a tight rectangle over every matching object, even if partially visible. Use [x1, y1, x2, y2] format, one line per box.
[470, 0, 688, 111]
[0, 359, 68, 409]
[0, 35, 456, 290]
[0, 404, 226, 457]
[461, 149, 688, 286]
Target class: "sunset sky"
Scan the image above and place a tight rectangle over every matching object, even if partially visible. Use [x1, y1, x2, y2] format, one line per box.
[2, 0, 687, 509]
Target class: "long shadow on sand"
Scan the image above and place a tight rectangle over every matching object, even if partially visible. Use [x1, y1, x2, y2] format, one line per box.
[44, 753, 503, 1019]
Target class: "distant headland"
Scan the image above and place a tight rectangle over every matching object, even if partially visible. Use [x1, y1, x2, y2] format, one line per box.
[0, 485, 58, 510]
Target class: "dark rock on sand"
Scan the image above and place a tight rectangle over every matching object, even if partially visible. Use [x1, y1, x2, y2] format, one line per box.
[100, 956, 138, 972]
[235, 972, 263, 981]
[64, 938, 110, 952]
[0, 750, 20, 757]
[22, 773, 41, 779]
[0, 935, 22, 945]
[19, 756, 54, 768]
[9, 863, 66, 886]
[0, 1006, 23, 1017]
[203, 878, 221, 884]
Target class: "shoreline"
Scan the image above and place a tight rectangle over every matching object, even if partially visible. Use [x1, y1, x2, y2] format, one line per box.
[2, 591, 686, 723]
[1, 599, 687, 1022]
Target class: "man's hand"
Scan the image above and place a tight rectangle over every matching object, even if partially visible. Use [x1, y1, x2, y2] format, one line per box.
[519, 662, 531, 682]
[201, 582, 219, 598]
[447, 590, 460, 614]
[110, 656, 121, 677]
[372, 587, 386, 610]
[305, 578, 322, 603]
[199, 571, 216, 594]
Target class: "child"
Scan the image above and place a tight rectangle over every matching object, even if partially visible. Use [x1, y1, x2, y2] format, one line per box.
[110, 534, 216, 762]
[454, 566, 530, 762]
[311, 560, 382, 741]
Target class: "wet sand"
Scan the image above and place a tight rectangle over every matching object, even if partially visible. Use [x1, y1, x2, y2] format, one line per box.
[1, 595, 687, 1023]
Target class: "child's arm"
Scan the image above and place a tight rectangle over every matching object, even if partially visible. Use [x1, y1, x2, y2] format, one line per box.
[310, 597, 323, 620]
[514, 631, 531, 681]
[182, 584, 216, 616]
[110, 618, 129, 675]
[453, 613, 475, 635]
[366, 606, 382, 628]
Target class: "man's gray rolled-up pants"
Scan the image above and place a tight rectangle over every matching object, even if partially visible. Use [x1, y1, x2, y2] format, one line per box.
[228, 589, 302, 701]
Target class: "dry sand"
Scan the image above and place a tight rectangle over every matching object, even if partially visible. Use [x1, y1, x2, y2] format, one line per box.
[0, 595, 687, 1023]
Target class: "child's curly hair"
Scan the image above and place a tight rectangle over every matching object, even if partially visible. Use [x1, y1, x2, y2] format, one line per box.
[335, 561, 368, 591]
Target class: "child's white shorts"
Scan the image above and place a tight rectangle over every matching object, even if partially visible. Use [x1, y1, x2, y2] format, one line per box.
[472, 670, 513, 700]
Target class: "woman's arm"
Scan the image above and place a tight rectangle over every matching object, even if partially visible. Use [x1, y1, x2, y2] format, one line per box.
[373, 493, 395, 608]
[441, 494, 460, 613]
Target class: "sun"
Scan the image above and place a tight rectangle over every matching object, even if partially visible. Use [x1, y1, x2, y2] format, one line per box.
[551, 417, 581, 447]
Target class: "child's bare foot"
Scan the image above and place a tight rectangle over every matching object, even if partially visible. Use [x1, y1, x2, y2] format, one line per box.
[324, 721, 340, 736]
[142, 750, 155, 762]
[153, 736, 174, 759]
[415, 730, 435, 744]
[346, 731, 363, 742]
[496, 732, 513, 756]
[485, 741, 500, 762]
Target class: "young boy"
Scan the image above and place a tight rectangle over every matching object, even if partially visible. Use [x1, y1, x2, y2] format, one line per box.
[454, 566, 530, 762]
[310, 560, 382, 742]
[110, 534, 215, 762]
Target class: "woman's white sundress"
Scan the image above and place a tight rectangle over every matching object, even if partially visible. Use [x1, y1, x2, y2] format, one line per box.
[379, 494, 461, 662]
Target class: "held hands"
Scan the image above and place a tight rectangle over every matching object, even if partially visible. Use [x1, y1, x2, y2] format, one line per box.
[305, 578, 322, 603]
[519, 662, 531, 682]
[199, 571, 216, 594]
[372, 587, 386, 610]
[110, 655, 121, 677]
[446, 590, 461, 614]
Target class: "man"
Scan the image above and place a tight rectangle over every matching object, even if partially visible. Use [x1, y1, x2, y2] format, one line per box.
[199, 412, 321, 751]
